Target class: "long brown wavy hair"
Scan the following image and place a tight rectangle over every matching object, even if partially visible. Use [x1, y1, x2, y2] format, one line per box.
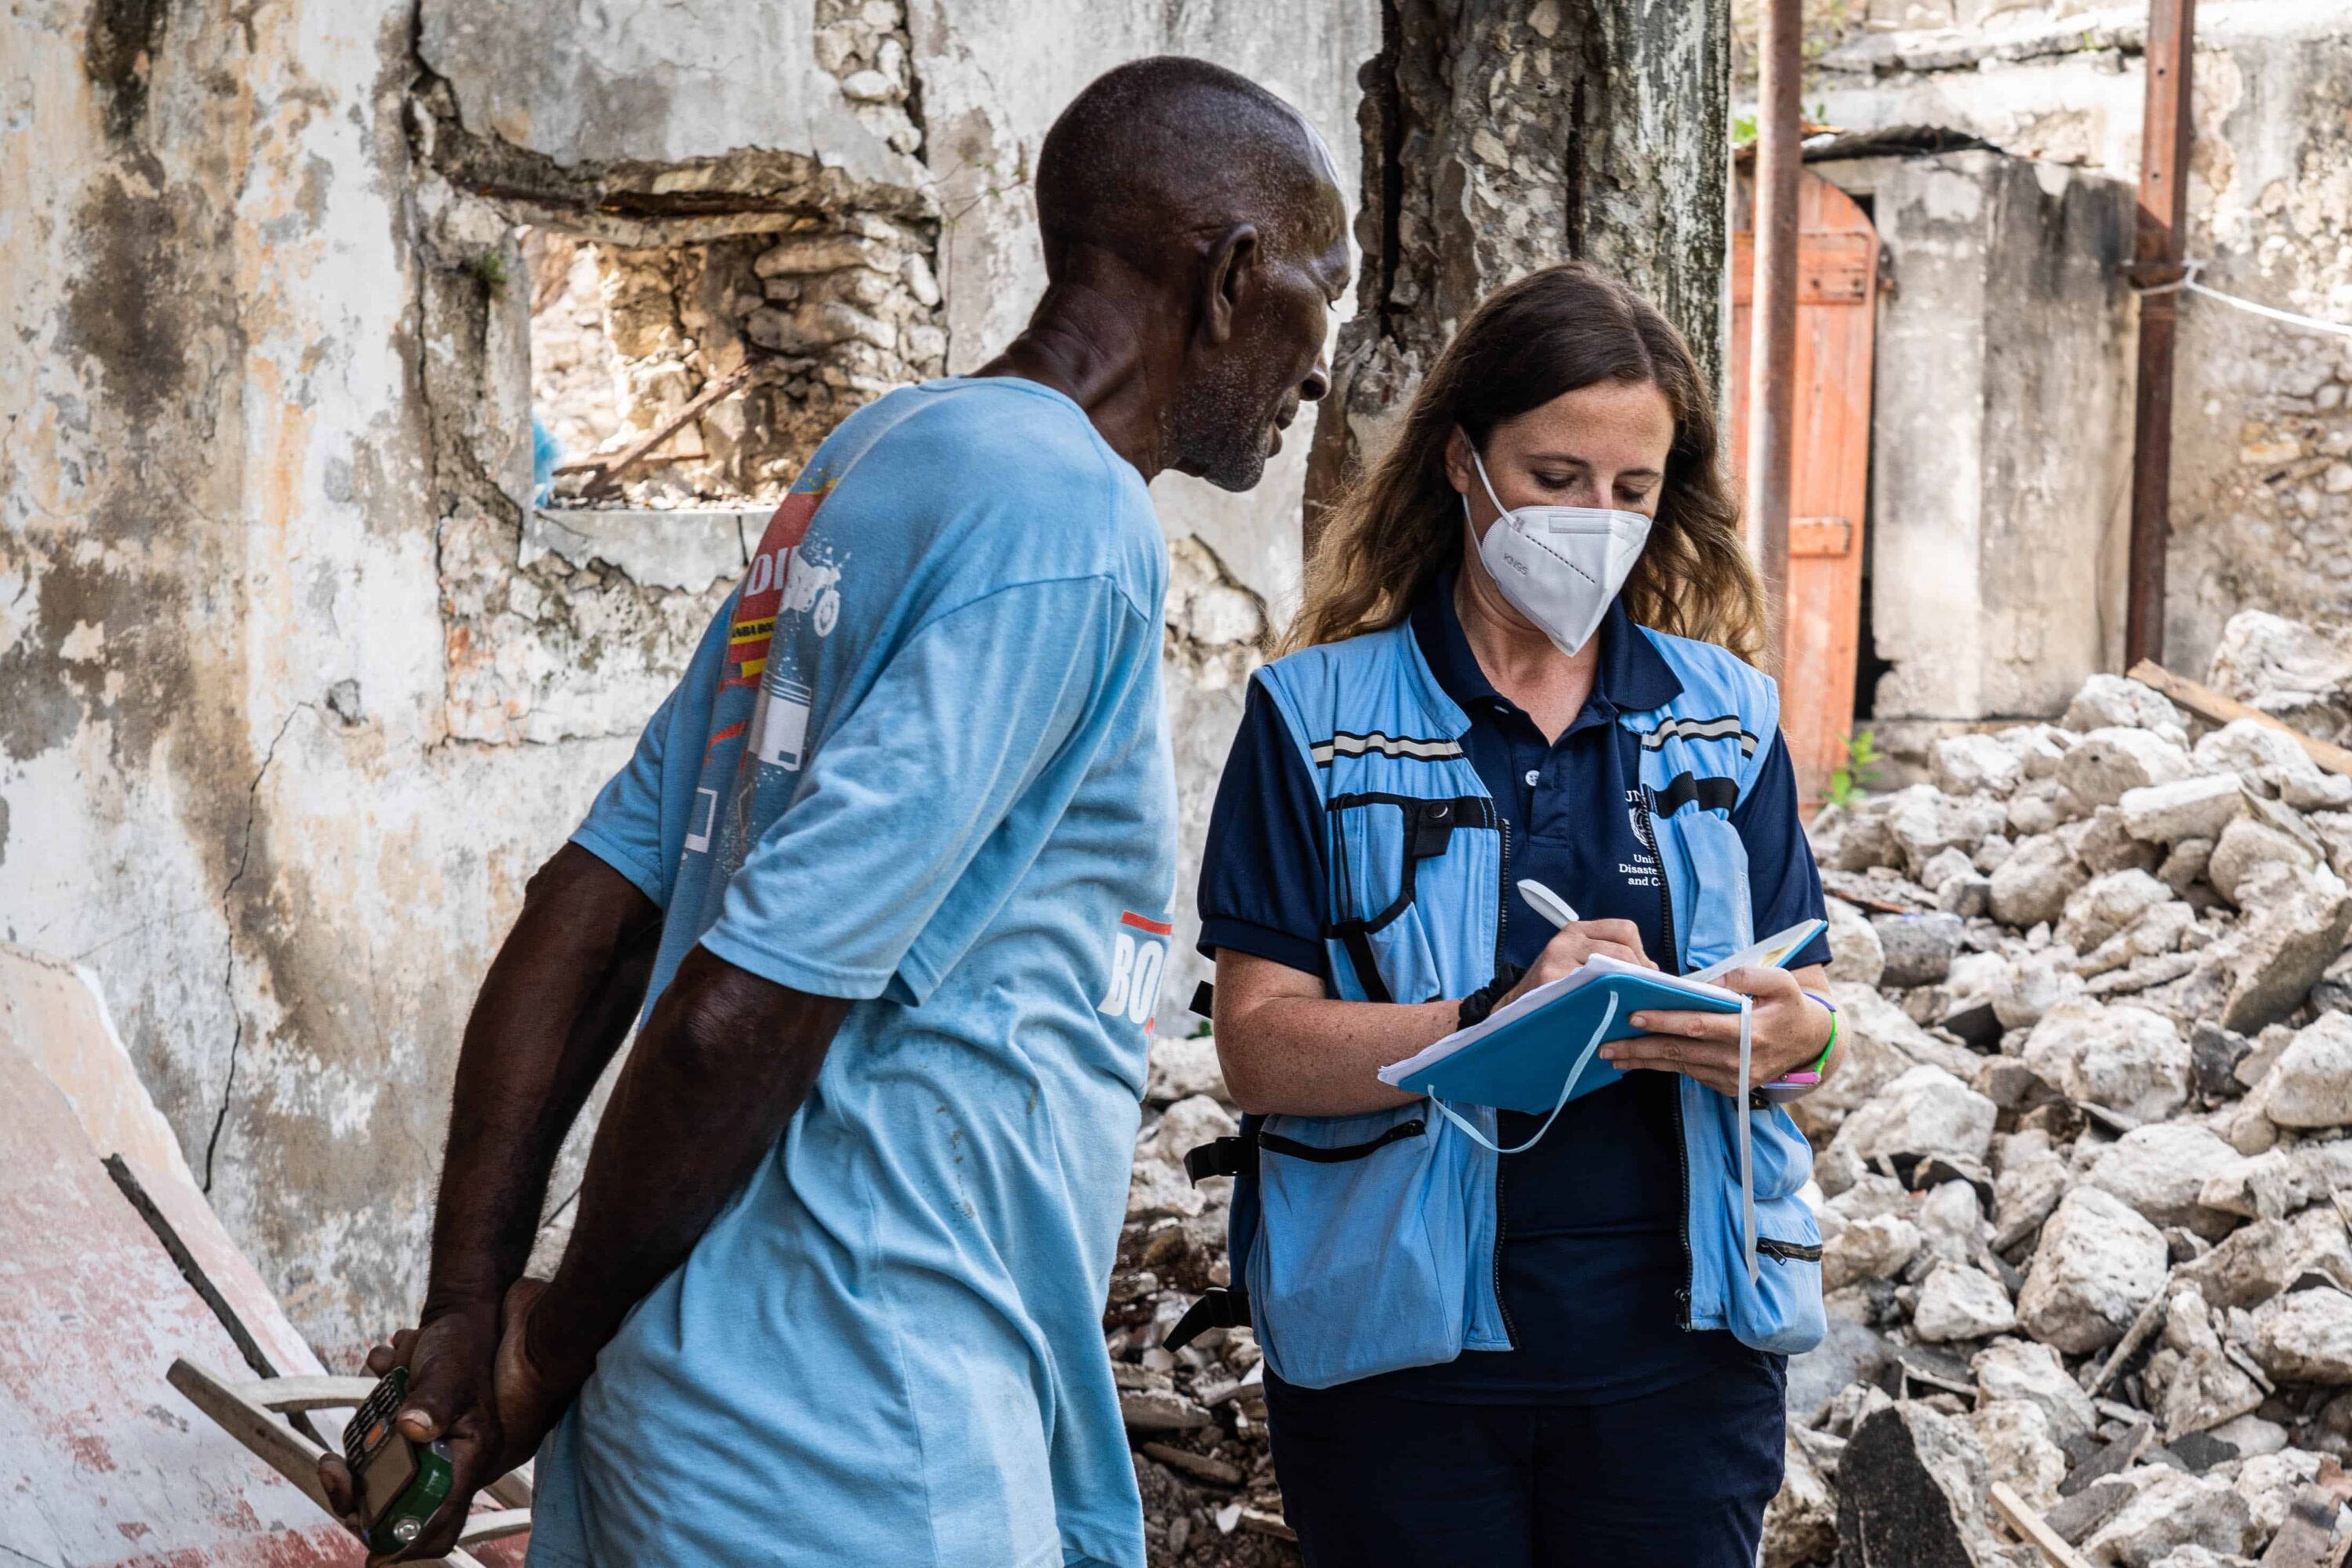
[1283, 263, 1764, 662]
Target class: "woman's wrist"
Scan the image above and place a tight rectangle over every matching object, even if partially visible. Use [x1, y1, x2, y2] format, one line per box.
[1777, 991, 1836, 1082]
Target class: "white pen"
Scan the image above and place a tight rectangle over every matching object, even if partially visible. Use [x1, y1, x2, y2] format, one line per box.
[1516, 879, 1581, 931]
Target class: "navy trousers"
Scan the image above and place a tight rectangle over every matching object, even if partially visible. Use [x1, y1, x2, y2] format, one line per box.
[1263, 1358, 1787, 1568]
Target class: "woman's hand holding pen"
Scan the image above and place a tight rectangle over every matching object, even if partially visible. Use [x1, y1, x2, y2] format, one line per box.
[1606, 966, 1831, 1099]
[1497, 917, 1657, 1008]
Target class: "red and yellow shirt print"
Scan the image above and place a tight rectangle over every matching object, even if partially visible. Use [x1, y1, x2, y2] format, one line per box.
[724, 474, 837, 695]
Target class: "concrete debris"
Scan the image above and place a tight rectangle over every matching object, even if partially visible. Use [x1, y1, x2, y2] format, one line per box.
[2016, 1187, 2171, 1354]
[2247, 1290, 2352, 1386]
[1833, 1401, 1997, 1566]
[2078, 1471, 2257, 1566]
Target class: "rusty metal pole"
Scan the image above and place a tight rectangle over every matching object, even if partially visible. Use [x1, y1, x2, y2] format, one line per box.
[1747, 0, 1803, 679]
[2125, 0, 2196, 667]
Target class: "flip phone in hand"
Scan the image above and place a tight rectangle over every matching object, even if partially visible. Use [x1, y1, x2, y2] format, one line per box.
[342, 1365, 456, 1553]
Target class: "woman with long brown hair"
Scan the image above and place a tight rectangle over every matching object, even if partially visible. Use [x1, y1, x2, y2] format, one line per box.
[1188, 263, 1839, 1566]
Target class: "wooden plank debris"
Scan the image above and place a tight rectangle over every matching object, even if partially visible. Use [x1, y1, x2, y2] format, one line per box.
[2129, 660, 2352, 777]
[1992, 1481, 2098, 1568]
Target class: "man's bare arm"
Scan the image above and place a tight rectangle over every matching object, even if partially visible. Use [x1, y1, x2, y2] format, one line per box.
[318, 842, 660, 1556]
[425, 843, 665, 1314]
[501, 946, 851, 1417]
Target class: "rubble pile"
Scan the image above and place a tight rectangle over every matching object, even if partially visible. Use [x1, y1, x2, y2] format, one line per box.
[1115, 611, 2352, 1566]
[1111, 1036, 1300, 1566]
[1766, 618, 2352, 1565]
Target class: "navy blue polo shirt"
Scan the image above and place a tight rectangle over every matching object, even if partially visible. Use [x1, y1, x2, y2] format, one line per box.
[1198, 572, 1830, 1404]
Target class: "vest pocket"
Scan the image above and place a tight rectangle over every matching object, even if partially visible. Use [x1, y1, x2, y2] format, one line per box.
[1719, 1190, 1828, 1355]
[1325, 796, 1490, 1004]
[1245, 1103, 1470, 1388]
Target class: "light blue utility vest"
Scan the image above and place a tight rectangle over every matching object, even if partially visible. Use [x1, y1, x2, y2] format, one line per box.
[1185, 618, 1826, 1389]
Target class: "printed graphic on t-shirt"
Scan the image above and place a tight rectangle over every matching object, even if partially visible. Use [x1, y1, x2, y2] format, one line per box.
[725, 480, 831, 693]
[1621, 787, 1661, 888]
[1098, 911, 1173, 1031]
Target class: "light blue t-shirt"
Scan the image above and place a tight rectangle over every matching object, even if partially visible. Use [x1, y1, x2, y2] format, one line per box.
[530, 378, 1177, 1568]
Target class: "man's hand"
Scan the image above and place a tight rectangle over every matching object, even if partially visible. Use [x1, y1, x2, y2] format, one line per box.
[1602, 965, 1831, 1099]
[317, 1280, 555, 1563]
[1497, 918, 1656, 1007]
[488, 1276, 579, 1472]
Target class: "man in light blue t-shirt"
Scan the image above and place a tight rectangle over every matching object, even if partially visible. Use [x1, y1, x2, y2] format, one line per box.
[319, 56, 1348, 1568]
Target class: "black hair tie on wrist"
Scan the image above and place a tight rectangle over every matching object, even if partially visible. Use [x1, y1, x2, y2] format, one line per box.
[1456, 964, 1526, 1031]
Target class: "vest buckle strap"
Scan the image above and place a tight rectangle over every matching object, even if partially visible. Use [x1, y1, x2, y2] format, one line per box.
[1162, 1286, 1250, 1351]
[1183, 1135, 1258, 1183]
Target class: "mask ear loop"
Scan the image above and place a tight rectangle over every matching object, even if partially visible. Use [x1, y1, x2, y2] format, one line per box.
[1465, 438, 1512, 521]
[1422, 993, 1619, 1156]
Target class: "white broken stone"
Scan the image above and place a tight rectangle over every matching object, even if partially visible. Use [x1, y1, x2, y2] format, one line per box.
[2194, 717, 2322, 796]
[1824, 897, 1886, 989]
[1967, 1397, 2067, 1509]
[1915, 1178, 1988, 1268]
[2064, 673, 2187, 736]
[1886, 783, 2012, 873]
[2207, 609, 2352, 718]
[1991, 833, 2091, 931]
[2230, 1447, 2321, 1540]
[2059, 727, 2196, 809]
[2057, 869, 2175, 955]
[2084, 1123, 2242, 1238]
[2219, 866, 2352, 1033]
[2016, 1186, 2172, 1354]
[2259, 1011, 2352, 1127]
[1824, 1212, 1922, 1291]
[2205, 815, 2319, 904]
[1913, 1264, 2018, 1342]
[1146, 1036, 1228, 1105]
[1994, 1138, 2073, 1252]
[2197, 1149, 2302, 1222]
[1973, 1337, 2097, 1443]
[1994, 943, 2087, 1030]
[2021, 999, 2191, 1125]
[2080, 1472, 2256, 1568]
[2247, 1287, 2352, 1384]
[1932, 731, 2025, 798]
[2282, 768, 2352, 811]
[1151, 1094, 1239, 1163]
[2119, 774, 2246, 846]
[1127, 1152, 1205, 1221]
[1831, 1065, 1998, 1167]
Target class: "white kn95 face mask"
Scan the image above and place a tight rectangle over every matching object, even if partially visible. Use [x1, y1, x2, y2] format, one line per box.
[1463, 441, 1653, 657]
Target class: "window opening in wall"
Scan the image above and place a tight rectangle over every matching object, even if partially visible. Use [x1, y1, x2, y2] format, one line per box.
[523, 220, 946, 515]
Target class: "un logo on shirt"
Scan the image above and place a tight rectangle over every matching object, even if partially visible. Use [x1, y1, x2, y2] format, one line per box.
[1098, 911, 1173, 1030]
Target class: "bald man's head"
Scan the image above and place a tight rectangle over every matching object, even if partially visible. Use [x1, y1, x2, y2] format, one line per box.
[1033, 57, 1349, 491]
[1036, 57, 1338, 279]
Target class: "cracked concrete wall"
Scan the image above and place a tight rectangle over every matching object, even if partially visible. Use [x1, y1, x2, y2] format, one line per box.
[1809, 149, 2137, 752]
[1812, 0, 2352, 682]
[0, 0, 643, 1359]
[2, 0, 1374, 1357]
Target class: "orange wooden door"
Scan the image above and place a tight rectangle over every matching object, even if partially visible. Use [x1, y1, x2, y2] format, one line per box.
[1730, 169, 1880, 804]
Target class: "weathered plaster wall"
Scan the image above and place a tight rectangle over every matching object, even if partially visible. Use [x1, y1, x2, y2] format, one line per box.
[0, 0, 645, 1359]
[2, 0, 1372, 1356]
[1811, 150, 2136, 746]
[1813, 0, 2352, 683]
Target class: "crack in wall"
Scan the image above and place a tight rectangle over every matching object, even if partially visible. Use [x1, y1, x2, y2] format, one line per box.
[201, 705, 303, 1192]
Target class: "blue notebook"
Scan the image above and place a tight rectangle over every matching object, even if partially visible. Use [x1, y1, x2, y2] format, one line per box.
[1376, 920, 1826, 1115]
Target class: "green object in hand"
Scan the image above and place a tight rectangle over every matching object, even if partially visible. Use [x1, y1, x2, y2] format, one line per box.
[343, 1364, 456, 1555]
